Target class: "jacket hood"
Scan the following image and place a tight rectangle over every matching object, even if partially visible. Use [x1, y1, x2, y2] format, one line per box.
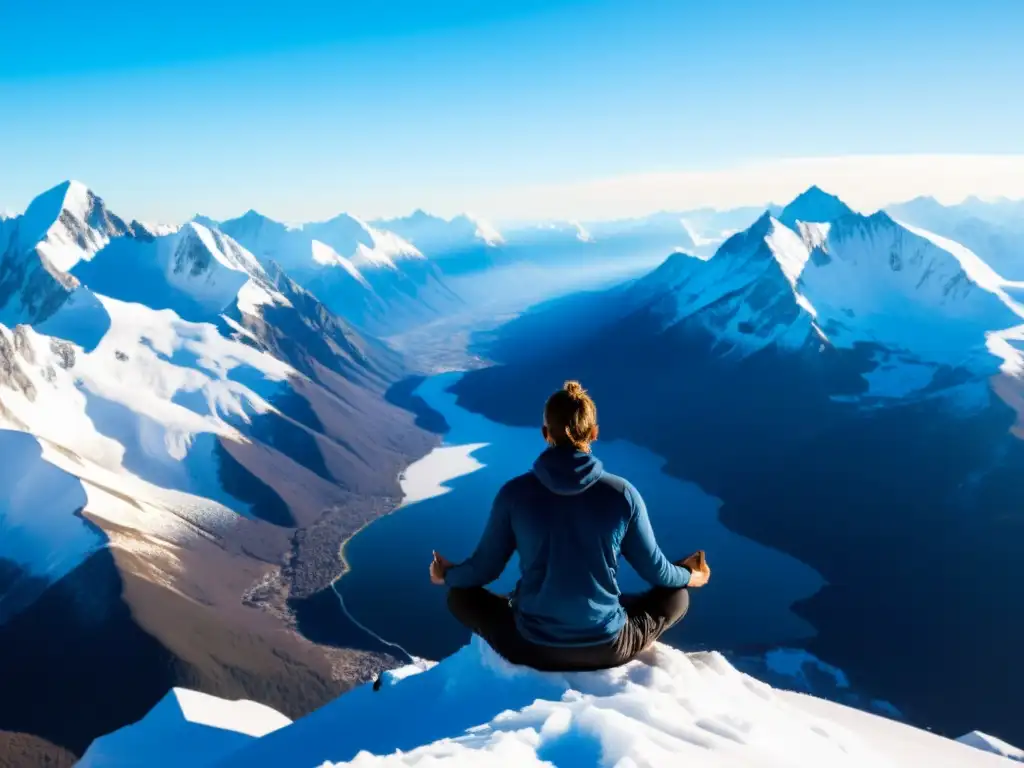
[532, 446, 604, 496]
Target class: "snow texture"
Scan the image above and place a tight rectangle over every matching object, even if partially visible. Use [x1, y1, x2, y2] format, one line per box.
[72, 218, 287, 322]
[763, 649, 850, 691]
[886, 196, 1024, 281]
[0, 430, 98, 620]
[195, 639, 1017, 767]
[0, 291, 300, 592]
[957, 731, 1024, 763]
[77, 687, 291, 768]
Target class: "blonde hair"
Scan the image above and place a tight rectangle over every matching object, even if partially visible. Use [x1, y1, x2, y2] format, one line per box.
[544, 380, 598, 452]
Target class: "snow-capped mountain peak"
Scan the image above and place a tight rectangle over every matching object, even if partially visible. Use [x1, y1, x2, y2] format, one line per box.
[458, 213, 505, 246]
[778, 185, 855, 230]
[309, 240, 371, 287]
[305, 213, 423, 271]
[176, 221, 264, 279]
[630, 199, 1024, 396]
[18, 180, 131, 272]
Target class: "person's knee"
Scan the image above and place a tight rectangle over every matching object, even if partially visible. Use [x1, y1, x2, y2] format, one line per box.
[446, 586, 471, 617]
[447, 586, 487, 631]
[648, 586, 689, 627]
[666, 587, 690, 624]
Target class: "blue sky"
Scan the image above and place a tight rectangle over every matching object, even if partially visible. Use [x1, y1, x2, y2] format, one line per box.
[1, 0, 1022, 223]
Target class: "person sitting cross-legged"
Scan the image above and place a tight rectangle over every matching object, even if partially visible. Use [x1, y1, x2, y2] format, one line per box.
[429, 380, 711, 672]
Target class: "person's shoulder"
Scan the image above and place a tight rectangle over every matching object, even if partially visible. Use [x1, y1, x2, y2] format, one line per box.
[593, 472, 641, 512]
[497, 471, 542, 501]
[595, 471, 637, 497]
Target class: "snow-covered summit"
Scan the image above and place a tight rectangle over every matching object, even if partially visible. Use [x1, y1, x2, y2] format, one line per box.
[17, 180, 132, 273]
[1, 182, 271, 330]
[304, 213, 424, 270]
[641, 190, 1023, 370]
[68, 215, 284, 323]
[92, 639, 1015, 767]
[777, 185, 855, 230]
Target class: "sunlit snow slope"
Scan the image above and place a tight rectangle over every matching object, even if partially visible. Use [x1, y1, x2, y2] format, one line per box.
[78, 688, 291, 768]
[92, 639, 1017, 768]
[217, 210, 461, 335]
[0, 181, 425, 621]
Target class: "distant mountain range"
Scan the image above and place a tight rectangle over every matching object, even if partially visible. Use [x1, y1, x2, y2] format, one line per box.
[451, 186, 1024, 744]
[215, 209, 462, 336]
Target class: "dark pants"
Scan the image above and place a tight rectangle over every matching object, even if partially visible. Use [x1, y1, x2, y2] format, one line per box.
[446, 586, 690, 672]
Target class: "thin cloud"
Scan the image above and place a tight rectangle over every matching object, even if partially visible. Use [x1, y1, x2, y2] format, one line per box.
[473, 155, 1024, 223]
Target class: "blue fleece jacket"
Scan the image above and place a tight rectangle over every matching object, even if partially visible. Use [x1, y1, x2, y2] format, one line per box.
[445, 446, 690, 646]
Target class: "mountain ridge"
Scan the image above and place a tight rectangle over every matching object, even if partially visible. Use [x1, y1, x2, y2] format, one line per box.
[0, 181, 442, 761]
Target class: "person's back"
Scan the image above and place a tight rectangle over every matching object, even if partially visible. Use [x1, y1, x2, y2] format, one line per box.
[431, 380, 712, 672]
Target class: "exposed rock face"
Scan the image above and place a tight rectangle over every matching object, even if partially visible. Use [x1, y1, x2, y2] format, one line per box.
[0, 327, 35, 400]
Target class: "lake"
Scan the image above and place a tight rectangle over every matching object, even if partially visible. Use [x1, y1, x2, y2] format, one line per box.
[335, 372, 825, 662]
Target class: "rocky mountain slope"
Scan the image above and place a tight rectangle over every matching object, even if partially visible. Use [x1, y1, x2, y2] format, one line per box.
[887, 195, 1024, 281]
[0, 182, 440, 761]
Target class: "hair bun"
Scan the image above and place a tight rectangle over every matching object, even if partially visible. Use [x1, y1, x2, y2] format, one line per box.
[564, 380, 585, 398]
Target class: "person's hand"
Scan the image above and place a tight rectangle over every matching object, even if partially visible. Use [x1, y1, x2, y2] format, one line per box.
[679, 550, 711, 588]
[430, 551, 454, 586]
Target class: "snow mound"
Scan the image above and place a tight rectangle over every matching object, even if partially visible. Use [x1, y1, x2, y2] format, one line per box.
[207, 639, 1012, 768]
[958, 731, 1024, 762]
[77, 687, 291, 768]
